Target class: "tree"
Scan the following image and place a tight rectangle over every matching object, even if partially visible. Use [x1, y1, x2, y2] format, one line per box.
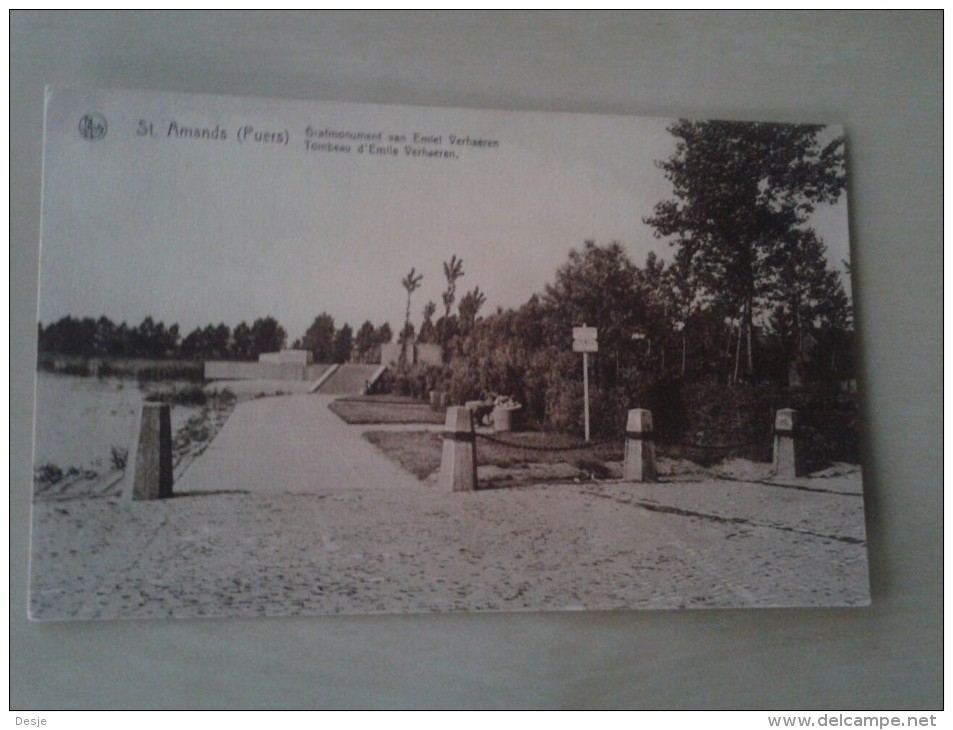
[542, 241, 644, 389]
[231, 321, 253, 360]
[440, 255, 464, 348]
[181, 327, 206, 359]
[645, 120, 846, 383]
[646, 236, 708, 377]
[354, 320, 377, 363]
[448, 298, 552, 421]
[764, 228, 851, 386]
[134, 316, 158, 358]
[333, 323, 353, 364]
[633, 252, 680, 374]
[36, 316, 89, 357]
[164, 323, 180, 357]
[418, 301, 437, 344]
[204, 323, 231, 359]
[249, 317, 286, 358]
[375, 322, 393, 344]
[113, 321, 132, 357]
[457, 286, 486, 337]
[400, 268, 423, 361]
[131, 316, 177, 358]
[93, 316, 116, 356]
[300, 313, 335, 362]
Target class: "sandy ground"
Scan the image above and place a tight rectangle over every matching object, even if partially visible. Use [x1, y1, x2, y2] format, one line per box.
[29, 394, 870, 620]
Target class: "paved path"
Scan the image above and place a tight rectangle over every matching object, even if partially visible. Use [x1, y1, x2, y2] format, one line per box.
[176, 394, 425, 495]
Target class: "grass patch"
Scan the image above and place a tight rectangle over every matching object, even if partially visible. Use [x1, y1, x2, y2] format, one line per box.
[363, 429, 625, 481]
[474, 431, 624, 468]
[171, 390, 238, 455]
[364, 431, 443, 479]
[329, 396, 445, 425]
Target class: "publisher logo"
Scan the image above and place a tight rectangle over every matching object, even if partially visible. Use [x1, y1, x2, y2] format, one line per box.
[78, 113, 107, 141]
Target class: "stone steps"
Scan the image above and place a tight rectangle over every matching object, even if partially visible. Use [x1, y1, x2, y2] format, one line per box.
[315, 364, 383, 395]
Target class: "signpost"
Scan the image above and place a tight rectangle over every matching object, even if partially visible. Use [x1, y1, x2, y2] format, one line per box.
[572, 326, 598, 441]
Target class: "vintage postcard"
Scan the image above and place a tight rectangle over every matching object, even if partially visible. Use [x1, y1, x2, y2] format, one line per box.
[30, 88, 868, 619]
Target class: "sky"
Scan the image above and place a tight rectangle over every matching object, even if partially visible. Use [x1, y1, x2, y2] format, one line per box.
[39, 88, 851, 340]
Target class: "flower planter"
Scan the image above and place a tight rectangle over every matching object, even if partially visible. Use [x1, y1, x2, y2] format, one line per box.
[465, 400, 494, 426]
[492, 405, 522, 432]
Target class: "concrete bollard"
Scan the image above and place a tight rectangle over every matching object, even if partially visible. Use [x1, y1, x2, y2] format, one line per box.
[128, 402, 174, 500]
[623, 408, 656, 482]
[773, 408, 804, 478]
[439, 406, 477, 492]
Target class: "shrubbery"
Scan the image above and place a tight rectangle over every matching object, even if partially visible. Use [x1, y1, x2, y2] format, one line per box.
[109, 445, 128, 471]
[649, 378, 859, 467]
[374, 363, 446, 401]
[378, 353, 859, 465]
[34, 463, 64, 484]
[369, 240, 860, 465]
[146, 384, 208, 406]
[375, 317, 859, 465]
[131, 362, 205, 382]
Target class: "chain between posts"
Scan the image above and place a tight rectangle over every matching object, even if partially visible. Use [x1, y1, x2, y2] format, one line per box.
[473, 433, 616, 452]
[665, 438, 766, 452]
[473, 432, 767, 454]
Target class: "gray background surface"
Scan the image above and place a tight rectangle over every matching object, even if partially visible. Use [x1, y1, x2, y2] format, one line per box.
[10, 11, 942, 709]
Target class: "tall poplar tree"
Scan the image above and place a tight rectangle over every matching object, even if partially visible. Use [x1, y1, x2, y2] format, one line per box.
[400, 268, 423, 364]
[645, 120, 846, 383]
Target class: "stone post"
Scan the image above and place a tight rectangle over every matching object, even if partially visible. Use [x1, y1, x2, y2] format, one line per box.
[128, 402, 173, 500]
[439, 406, 477, 492]
[773, 408, 803, 478]
[623, 408, 656, 482]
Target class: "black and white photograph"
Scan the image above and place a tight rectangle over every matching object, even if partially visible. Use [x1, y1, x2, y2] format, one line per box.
[30, 87, 869, 620]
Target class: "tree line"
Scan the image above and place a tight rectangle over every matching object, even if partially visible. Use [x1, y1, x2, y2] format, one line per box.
[37, 314, 394, 364]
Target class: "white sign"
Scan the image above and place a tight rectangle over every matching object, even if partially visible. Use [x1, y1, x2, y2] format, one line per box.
[571, 326, 598, 441]
[573, 326, 598, 353]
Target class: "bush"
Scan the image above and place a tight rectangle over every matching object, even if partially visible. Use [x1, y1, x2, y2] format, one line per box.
[446, 356, 482, 406]
[429, 295, 863, 464]
[210, 388, 236, 403]
[146, 384, 207, 406]
[109, 445, 129, 471]
[669, 378, 859, 466]
[380, 363, 448, 401]
[788, 386, 861, 466]
[509, 368, 860, 465]
[35, 463, 64, 484]
[667, 379, 775, 463]
[135, 362, 204, 382]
